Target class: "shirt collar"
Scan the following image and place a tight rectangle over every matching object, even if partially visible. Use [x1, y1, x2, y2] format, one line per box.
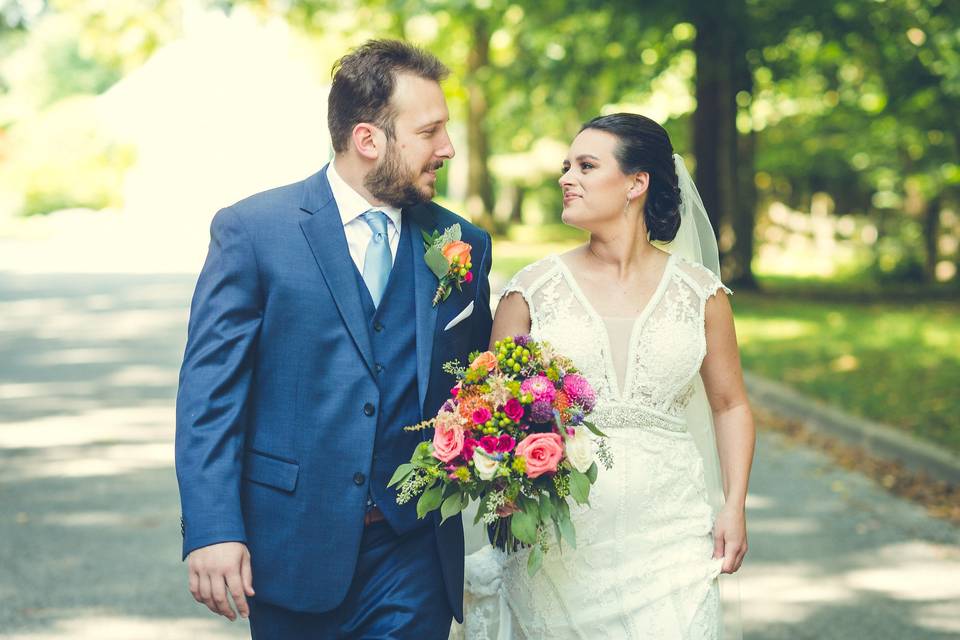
[327, 160, 402, 230]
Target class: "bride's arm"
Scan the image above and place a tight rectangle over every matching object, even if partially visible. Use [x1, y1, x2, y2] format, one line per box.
[700, 290, 756, 574]
[488, 292, 532, 350]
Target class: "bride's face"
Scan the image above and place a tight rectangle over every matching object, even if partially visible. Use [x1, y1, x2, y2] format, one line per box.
[559, 129, 638, 231]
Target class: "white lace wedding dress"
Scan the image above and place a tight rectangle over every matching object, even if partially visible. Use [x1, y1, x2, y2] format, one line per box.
[456, 252, 732, 640]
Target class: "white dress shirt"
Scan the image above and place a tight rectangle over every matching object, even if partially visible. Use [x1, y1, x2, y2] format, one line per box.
[327, 161, 402, 273]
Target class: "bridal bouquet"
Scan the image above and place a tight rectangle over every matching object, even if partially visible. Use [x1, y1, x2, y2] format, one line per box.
[389, 334, 612, 575]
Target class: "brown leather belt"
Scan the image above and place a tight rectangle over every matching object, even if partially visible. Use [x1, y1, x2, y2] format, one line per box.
[363, 506, 386, 526]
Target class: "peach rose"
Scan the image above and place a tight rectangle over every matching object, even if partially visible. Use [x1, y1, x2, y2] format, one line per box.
[432, 412, 465, 463]
[442, 240, 472, 267]
[514, 432, 564, 478]
[469, 351, 498, 372]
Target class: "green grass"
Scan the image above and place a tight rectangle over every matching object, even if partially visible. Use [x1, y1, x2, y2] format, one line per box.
[732, 293, 960, 453]
[488, 234, 959, 453]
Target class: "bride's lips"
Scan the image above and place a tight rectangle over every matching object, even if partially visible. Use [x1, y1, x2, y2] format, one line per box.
[563, 192, 581, 204]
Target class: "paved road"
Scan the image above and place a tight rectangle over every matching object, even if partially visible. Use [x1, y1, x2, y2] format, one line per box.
[1, 272, 957, 639]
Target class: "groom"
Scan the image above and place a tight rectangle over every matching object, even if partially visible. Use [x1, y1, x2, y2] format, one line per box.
[175, 40, 492, 638]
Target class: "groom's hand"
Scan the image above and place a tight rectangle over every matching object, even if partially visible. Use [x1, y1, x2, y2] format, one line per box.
[187, 542, 255, 620]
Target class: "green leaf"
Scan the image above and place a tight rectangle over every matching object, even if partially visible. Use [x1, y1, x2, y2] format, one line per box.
[510, 509, 538, 545]
[438, 223, 462, 245]
[569, 468, 591, 505]
[552, 518, 563, 552]
[581, 420, 609, 438]
[387, 463, 415, 488]
[539, 493, 554, 523]
[527, 544, 544, 577]
[519, 495, 539, 522]
[416, 484, 443, 519]
[424, 247, 450, 279]
[440, 492, 467, 525]
[586, 461, 599, 484]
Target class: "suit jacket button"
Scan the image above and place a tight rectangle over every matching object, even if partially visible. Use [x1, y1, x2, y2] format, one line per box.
[353, 472, 366, 485]
[373, 321, 384, 332]
[363, 403, 376, 416]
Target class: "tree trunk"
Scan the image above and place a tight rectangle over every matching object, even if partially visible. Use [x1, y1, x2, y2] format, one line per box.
[508, 184, 526, 224]
[923, 195, 941, 283]
[692, 0, 756, 286]
[466, 16, 495, 232]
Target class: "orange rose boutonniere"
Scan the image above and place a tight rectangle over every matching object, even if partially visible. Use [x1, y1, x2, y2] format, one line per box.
[422, 224, 473, 306]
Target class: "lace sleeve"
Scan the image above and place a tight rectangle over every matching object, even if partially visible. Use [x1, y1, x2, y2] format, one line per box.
[676, 258, 732, 302]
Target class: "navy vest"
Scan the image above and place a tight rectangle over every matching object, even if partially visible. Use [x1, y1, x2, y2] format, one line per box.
[353, 217, 428, 534]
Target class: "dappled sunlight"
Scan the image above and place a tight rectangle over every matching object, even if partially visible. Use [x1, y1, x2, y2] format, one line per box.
[3, 614, 246, 640]
[734, 318, 819, 343]
[0, 406, 173, 450]
[3, 441, 173, 481]
[748, 517, 821, 535]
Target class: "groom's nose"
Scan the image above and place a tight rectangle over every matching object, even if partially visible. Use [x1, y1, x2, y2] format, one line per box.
[436, 128, 455, 159]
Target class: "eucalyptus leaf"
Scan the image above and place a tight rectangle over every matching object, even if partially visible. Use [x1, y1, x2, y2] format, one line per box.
[510, 509, 538, 545]
[586, 461, 599, 484]
[387, 463, 415, 488]
[424, 247, 450, 279]
[527, 544, 544, 576]
[416, 484, 443, 519]
[569, 468, 591, 505]
[440, 492, 466, 525]
[581, 420, 609, 438]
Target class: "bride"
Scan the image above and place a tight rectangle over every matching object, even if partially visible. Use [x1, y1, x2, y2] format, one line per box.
[459, 113, 756, 639]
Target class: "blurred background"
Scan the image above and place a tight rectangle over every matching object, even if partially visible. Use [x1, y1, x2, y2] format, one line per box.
[0, 0, 958, 638]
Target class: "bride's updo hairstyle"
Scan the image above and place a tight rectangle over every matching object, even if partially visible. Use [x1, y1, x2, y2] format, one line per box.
[580, 113, 682, 242]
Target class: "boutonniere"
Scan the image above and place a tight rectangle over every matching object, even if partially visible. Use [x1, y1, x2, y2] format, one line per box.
[422, 223, 473, 306]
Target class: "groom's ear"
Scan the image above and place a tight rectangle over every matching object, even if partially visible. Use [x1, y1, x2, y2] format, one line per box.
[351, 122, 383, 160]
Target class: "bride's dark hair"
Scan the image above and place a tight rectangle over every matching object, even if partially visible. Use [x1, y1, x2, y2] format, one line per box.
[580, 113, 682, 242]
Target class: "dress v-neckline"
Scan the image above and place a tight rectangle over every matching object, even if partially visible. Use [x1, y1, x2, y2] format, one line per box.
[551, 252, 675, 402]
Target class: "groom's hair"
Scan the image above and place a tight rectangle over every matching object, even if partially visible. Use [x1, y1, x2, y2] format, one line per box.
[328, 39, 449, 153]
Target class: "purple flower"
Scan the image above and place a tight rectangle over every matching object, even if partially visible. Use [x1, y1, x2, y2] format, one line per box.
[529, 399, 555, 423]
[514, 334, 531, 346]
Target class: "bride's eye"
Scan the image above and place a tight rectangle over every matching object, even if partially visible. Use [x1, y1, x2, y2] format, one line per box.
[581, 162, 594, 171]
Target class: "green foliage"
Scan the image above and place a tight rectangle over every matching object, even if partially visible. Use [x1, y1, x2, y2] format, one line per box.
[734, 290, 960, 453]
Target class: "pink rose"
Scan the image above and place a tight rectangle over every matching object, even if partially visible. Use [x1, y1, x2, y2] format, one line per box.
[462, 437, 479, 461]
[432, 420, 465, 463]
[496, 434, 516, 453]
[503, 398, 524, 422]
[480, 435, 500, 453]
[472, 407, 492, 425]
[514, 432, 564, 478]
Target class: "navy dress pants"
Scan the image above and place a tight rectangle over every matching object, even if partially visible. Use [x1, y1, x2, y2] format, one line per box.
[248, 521, 453, 639]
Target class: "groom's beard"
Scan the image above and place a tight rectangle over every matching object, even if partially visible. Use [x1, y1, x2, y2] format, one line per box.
[364, 145, 441, 208]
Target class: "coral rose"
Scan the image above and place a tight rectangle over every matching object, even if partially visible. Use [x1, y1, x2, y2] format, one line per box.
[514, 432, 564, 478]
[442, 240, 472, 267]
[469, 351, 498, 372]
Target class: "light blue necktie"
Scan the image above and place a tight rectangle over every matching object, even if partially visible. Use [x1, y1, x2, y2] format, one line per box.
[361, 210, 392, 307]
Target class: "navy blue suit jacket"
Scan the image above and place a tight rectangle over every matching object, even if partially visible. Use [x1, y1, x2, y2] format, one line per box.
[175, 165, 493, 619]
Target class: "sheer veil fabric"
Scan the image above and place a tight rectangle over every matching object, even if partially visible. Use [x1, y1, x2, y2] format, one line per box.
[660, 153, 743, 640]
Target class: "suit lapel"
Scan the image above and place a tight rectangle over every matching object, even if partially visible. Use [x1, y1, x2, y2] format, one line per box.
[408, 211, 440, 414]
[299, 168, 376, 376]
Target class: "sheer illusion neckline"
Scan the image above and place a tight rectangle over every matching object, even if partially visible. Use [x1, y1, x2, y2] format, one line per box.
[550, 252, 675, 401]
